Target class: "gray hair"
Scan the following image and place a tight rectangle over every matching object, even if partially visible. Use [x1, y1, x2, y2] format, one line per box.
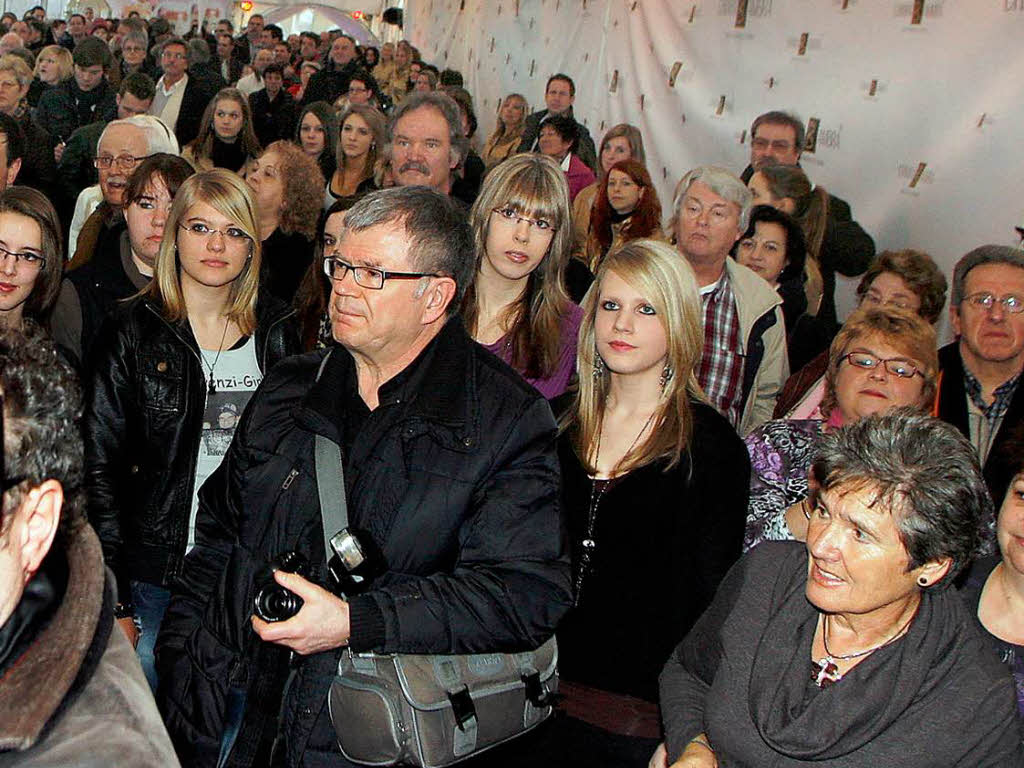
[122, 27, 148, 50]
[98, 115, 180, 157]
[751, 110, 805, 152]
[671, 165, 753, 233]
[187, 37, 210, 66]
[342, 186, 475, 313]
[387, 90, 469, 171]
[811, 408, 990, 587]
[951, 244, 1024, 306]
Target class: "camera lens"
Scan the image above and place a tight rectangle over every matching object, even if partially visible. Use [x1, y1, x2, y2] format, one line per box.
[253, 585, 304, 622]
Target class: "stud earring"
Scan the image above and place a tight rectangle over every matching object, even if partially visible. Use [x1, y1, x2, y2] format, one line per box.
[917, 576, 929, 587]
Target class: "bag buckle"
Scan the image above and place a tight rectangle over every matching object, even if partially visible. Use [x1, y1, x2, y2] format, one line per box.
[447, 686, 476, 731]
[521, 672, 552, 707]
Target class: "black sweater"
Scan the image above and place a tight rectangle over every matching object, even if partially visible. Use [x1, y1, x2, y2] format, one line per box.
[554, 400, 750, 702]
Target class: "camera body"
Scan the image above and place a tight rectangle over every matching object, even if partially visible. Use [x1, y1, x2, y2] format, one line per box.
[253, 550, 308, 622]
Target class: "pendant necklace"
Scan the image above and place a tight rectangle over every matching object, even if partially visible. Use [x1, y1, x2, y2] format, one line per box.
[811, 608, 917, 688]
[196, 318, 230, 395]
[574, 409, 657, 605]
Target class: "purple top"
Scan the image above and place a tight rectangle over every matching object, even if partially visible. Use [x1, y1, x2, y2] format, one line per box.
[482, 302, 583, 399]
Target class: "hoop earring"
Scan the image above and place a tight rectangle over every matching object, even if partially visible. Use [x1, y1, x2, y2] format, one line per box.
[659, 364, 673, 390]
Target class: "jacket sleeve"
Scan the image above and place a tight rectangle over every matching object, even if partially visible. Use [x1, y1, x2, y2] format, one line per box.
[822, 196, 875, 278]
[83, 314, 137, 602]
[348, 396, 572, 654]
[516, 113, 540, 153]
[56, 129, 95, 208]
[741, 305, 789, 437]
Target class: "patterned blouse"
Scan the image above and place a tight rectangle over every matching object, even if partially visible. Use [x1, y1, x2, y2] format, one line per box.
[742, 418, 825, 551]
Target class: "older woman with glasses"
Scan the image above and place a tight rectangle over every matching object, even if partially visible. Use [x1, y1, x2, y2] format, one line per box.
[655, 409, 1023, 768]
[744, 306, 940, 552]
[84, 169, 299, 692]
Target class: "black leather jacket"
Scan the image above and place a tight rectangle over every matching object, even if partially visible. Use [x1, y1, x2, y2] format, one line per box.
[156, 317, 571, 767]
[84, 295, 300, 600]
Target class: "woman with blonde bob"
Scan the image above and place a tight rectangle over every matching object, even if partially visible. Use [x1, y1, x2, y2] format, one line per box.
[462, 153, 581, 398]
[84, 169, 299, 692]
[28, 44, 72, 106]
[513, 239, 749, 766]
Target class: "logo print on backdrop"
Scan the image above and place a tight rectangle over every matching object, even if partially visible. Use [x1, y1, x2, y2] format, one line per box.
[911, 0, 924, 23]
[689, 5, 696, 22]
[803, 118, 820, 154]
[896, 0, 943, 24]
[735, 0, 748, 27]
[798, 32, 809, 55]
[908, 162, 927, 187]
[898, 162, 933, 193]
[669, 61, 683, 87]
[609, 70, 619, 93]
[639, 94, 645, 111]
[869, 79, 877, 96]
[715, 95, 726, 116]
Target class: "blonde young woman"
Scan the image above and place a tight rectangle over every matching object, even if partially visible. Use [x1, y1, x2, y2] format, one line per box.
[511, 239, 749, 767]
[28, 44, 72, 107]
[461, 153, 581, 399]
[84, 169, 299, 692]
[480, 93, 528, 172]
[323, 104, 384, 209]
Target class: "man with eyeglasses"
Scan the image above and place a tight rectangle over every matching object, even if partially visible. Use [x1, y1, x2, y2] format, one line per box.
[937, 245, 1024, 508]
[739, 110, 875, 332]
[66, 114, 179, 264]
[156, 187, 570, 766]
[0, 332, 180, 766]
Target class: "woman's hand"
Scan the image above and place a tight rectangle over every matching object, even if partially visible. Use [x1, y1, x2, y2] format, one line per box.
[669, 738, 718, 768]
[117, 616, 140, 648]
[648, 742, 668, 768]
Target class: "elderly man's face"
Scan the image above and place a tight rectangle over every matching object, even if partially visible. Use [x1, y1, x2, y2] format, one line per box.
[391, 105, 457, 193]
[674, 180, 742, 266]
[325, 215, 452, 360]
[331, 36, 355, 66]
[952, 262, 1024, 372]
[96, 123, 148, 207]
[246, 15, 264, 36]
[160, 42, 188, 80]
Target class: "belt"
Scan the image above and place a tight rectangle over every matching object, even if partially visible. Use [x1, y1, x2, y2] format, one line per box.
[557, 679, 662, 740]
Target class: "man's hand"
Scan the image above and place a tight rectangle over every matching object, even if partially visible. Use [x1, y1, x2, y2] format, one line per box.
[54, 142, 65, 163]
[251, 569, 351, 655]
[669, 738, 718, 768]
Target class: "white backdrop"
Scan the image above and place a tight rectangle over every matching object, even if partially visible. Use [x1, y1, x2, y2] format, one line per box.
[403, 0, 1024, 329]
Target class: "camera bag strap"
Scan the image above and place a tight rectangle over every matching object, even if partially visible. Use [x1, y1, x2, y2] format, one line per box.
[312, 349, 349, 567]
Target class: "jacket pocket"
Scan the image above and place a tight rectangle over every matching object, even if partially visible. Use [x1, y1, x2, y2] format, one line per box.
[138, 352, 184, 414]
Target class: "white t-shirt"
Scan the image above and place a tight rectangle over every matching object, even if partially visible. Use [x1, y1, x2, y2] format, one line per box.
[188, 336, 262, 551]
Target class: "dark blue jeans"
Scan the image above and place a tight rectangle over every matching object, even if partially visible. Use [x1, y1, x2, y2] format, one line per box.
[130, 580, 172, 692]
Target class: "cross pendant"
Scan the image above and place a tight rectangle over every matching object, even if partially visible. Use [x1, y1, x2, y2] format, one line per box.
[812, 656, 842, 687]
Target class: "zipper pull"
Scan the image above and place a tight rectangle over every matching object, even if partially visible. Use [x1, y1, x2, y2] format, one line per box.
[282, 468, 299, 490]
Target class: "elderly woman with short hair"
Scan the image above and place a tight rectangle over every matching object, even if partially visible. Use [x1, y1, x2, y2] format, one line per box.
[744, 306, 940, 551]
[657, 409, 1023, 768]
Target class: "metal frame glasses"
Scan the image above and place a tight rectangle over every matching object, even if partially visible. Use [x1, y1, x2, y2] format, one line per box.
[490, 207, 555, 234]
[962, 292, 1024, 314]
[0, 244, 45, 272]
[322, 257, 439, 290]
[841, 352, 923, 379]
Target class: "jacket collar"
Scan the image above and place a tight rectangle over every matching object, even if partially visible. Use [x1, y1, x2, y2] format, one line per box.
[0, 524, 109, 751]
[300, 315, 478, 448]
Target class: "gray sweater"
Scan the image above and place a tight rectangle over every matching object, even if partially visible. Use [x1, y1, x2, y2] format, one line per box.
[659, 541, 1024, 766]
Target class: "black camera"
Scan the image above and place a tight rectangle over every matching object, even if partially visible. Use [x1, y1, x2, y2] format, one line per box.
[253, 551, 308, 623]
[327, 527, 383, 597]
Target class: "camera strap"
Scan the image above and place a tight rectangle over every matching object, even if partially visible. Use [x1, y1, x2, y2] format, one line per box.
[313, 349, 349, 566]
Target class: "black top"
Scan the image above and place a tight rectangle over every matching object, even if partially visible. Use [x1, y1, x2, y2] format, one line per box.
[660, 541, 1023, 766]
[259, 227, 315, 305]
[553, 399, 750, 701]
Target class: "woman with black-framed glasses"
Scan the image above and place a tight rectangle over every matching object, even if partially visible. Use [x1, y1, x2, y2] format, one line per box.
[0, 186, 63, 334]
[83, 169, 300, 692]
[743, 306, 942, 552]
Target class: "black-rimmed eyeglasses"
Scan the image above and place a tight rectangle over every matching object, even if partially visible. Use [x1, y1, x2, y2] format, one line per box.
[322, 257, 439, 290]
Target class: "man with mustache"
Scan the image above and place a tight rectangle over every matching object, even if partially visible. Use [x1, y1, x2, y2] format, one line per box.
[388, 90, 467, 196]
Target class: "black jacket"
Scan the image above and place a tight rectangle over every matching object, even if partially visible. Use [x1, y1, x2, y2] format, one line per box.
[517, 108, 597, 173]
[84, 295, 300, 602]
[155, 317, 571, 767]
[34, 77, 118, 145]
[249, 87, 298, 148]
[935, 341, 1024, 511]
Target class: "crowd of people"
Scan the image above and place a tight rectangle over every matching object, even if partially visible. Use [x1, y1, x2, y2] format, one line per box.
[0, 7, 1022, 768]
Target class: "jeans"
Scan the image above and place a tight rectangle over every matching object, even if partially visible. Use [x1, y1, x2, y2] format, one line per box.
[130, 580, 172, 692]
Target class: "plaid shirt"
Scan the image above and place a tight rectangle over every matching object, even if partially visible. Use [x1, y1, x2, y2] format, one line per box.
[698, 273, 745, 427]
[963, 367, 1020, 463]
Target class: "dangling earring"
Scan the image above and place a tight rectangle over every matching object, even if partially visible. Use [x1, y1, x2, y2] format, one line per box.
[659, 364, 674, 390]
[592, 349, 606, 379]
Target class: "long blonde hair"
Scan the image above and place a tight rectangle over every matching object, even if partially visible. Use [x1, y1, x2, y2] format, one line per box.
[144, 169, 262, 335]
[564, 239, 705, 473]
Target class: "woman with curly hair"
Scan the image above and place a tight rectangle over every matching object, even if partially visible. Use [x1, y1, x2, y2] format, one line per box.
[294, 101, 339, 184]
[581, 159, 663, 271]
[244, 140, 325, 304]
[181, 88, 261, 174]
[323, 104, 383, 209]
